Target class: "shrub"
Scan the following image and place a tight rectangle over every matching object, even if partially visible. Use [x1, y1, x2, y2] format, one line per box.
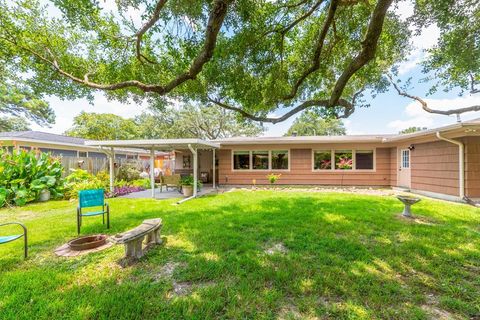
[266, 173, 281, 185]
[0, 148, 64, 207]
[131, 179, 151, 189]
[64, 169, 103, 199]
[116, 162, 141, 181]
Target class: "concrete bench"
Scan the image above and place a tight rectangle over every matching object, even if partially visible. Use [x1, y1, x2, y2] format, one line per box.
[113, 218, 162, 259]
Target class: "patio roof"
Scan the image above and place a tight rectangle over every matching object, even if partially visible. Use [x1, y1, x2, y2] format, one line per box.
[85, 138, 220, 150]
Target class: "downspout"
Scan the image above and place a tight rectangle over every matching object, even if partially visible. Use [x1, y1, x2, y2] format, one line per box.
[436, 132, 465, 199]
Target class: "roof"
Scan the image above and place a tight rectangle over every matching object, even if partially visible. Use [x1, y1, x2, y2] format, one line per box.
[85, 138, 220, 150]
[0, 131, 168, 155]
[382, 118, 480, 142]
[215, 134, 395, 145]
[0, 131, 86, 145]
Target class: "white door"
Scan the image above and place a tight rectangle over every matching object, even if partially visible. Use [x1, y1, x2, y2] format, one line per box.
[398, 149, 411, 188]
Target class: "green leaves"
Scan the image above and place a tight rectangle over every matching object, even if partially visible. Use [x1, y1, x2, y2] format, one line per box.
[0, 148, 65, 207]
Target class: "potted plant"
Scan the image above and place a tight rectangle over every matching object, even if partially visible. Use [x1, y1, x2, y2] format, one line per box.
[180, 176, 202, 197]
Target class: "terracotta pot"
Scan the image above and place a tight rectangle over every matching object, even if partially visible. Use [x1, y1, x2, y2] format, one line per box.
[182, 185, 193, 197]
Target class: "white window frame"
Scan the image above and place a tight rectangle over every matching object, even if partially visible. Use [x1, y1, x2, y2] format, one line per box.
[401, 149, 410, 169]
[312, 148, 376, 172]
[77, 151, 88, 157]
[231, 149, 290, 171]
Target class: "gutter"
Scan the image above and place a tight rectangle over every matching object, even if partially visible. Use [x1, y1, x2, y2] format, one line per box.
[436, 132, 465, 199]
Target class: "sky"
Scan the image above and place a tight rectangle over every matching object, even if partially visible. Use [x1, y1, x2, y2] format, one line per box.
[30, 1, 480, 137]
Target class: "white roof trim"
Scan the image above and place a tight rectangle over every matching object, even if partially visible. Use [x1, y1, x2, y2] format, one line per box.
[85, 138, 220, 150]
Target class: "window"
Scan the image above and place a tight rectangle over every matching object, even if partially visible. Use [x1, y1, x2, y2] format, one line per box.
[313, 151, 332, 170]
[335, 150, 353, 170]
[78, 151, 88, 158]
[233, 151, 250, 170]
[401, 149, 410, 168]
[271, 150, 289, 170]
[183, 155, 191, 169]
[252, 151, 269, 169]
[355, 150, 374, 170]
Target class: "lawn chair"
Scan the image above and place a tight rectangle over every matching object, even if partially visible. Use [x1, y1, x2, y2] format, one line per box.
[77, 189, 110, 234]
[160, 174, 181, 192]
[0, 222, 27, 258]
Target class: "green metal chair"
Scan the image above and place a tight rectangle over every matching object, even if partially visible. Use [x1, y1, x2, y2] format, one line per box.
[77, 189, 110, 234]
[0, 222, 27, 258]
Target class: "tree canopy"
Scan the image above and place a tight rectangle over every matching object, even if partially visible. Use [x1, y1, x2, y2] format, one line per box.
[0, 0, 477, 122]
[286, 111, 345, 136]
[0, 117, 30, 132]
[0, 0, 410, 123]
[0, 66, 55, 130]
[398, 126, 427, 134]
[390, 0, 479, 116]
[65, 112, 139, 140]
[135, 104, 264, 140]
[65, 105, 263, 140]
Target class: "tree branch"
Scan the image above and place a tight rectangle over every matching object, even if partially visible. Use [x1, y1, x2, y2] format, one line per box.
[2, 0, 231, 95]
[389, 75, 480, 115]
[329, 0, 393, 106]
[282, 0, 338, 100]
[208, 96, 353, 124]
[134, 0, 168, 64]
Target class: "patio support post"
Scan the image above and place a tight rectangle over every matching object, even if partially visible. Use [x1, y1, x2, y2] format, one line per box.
[212, 148, 216, 189]
[188, 144, 198, 197]
[109, 147, 115, 193]
[150, 148, 155, 198]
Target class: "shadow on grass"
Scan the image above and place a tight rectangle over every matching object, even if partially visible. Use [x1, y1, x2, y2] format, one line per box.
[0, 191, 479, 318]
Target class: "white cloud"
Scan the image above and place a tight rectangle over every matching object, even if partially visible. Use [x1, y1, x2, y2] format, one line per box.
[387, 95, 480, 131]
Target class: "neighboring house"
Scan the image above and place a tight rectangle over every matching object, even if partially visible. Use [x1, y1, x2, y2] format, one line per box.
[0, 131, 170, 174]
[86, 119, 480, 202]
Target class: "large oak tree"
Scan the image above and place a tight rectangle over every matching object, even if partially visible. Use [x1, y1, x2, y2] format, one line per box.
[3, 0, 477, 123]
[0, 0, 412, 123]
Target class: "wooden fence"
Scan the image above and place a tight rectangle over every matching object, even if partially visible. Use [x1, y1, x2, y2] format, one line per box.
[60, 157, 175, 177]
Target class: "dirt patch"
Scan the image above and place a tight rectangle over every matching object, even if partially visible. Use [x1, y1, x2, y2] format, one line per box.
[421, 293, 462, 320]
[395, 214, 437, 226]
[265, 242, 288, 255]
[170, 280, 216, 297]
[153, 261, 186, 281]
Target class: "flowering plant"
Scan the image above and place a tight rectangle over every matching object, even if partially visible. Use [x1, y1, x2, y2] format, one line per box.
[266, 173, 281, 184]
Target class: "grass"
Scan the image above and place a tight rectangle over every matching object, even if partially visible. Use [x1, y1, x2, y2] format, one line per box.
[0, 190, 479, 319]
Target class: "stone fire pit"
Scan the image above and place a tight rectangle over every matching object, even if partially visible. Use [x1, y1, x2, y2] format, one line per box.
[396, 195, 421, 218]
[68, 234, 107, 251]
[55, 234, 112, 257]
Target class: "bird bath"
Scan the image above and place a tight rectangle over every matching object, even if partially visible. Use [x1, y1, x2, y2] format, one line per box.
[396, 195, 421, 217]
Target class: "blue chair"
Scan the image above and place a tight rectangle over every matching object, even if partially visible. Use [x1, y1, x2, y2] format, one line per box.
[77, 189, 110, 234]
[0, 222, 27, 258]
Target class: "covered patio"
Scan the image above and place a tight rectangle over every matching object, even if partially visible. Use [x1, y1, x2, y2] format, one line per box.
[85, 139, 220, 202]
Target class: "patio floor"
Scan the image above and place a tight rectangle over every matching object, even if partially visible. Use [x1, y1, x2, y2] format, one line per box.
[119, 185, 217, 200]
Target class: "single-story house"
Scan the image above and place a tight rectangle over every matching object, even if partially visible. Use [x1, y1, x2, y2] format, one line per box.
[86, 119, 480, 202]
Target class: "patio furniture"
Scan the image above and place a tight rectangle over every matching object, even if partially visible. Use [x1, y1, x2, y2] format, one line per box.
[396, 195, 421, 217]
[77, 189, 110, 234]
[160, 174, 181, 192]
[113, 218, 163, 260]
[0, 222, 27, 258]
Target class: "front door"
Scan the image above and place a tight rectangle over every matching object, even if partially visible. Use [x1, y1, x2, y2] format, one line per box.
[398, 149, 411, 188]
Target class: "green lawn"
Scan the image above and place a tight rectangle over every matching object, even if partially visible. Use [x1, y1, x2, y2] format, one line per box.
[0, 191, 479, 319]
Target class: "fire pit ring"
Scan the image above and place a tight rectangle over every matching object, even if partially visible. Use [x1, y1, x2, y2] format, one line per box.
[68, 234, 107, 251]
